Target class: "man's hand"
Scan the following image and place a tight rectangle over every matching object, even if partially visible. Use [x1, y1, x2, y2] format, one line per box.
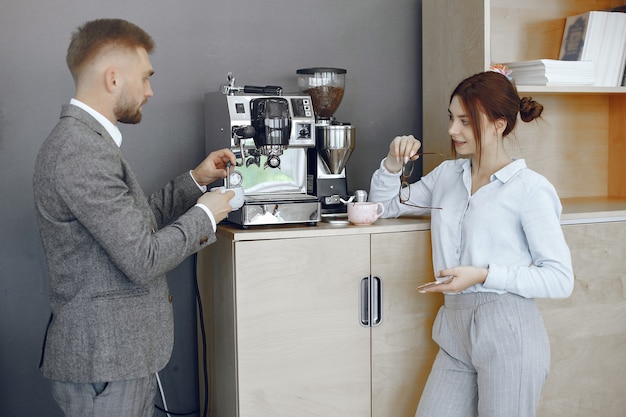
[191, 149, 237, 186]
[197, 189, 234, 224]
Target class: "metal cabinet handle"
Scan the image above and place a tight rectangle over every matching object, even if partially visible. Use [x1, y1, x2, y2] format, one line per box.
[360, 277, 370, 327]
[359, 276, 383, 327]
[371, 276, 382, 327]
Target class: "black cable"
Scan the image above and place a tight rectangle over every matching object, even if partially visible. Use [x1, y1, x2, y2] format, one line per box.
[155, 404, 198, 416]
[194, 252, 210, 417]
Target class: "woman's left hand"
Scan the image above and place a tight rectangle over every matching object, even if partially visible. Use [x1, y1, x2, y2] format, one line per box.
[418, 266, 489, 293]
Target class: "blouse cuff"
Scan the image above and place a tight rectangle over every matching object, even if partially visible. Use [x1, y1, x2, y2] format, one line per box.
[381, 157, 402, 175]
[483, 263, 507, 292]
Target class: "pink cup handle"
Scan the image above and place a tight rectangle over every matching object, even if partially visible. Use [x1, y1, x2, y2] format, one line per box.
[376, 203, 385, 218]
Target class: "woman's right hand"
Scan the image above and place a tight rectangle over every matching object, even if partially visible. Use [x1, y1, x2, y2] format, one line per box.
[384, 135, 422, 173]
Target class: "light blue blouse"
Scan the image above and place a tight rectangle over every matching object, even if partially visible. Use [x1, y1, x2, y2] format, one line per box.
[369, 158, 573, 299]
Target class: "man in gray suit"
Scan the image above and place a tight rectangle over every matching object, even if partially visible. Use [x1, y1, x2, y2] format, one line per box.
[33, 19, 236, 416]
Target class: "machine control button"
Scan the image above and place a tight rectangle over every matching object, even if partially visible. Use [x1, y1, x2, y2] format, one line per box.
[324, 195, 342, 205]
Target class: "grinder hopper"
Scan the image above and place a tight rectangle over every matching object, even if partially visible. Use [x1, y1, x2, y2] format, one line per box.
[296, 67, 355, 175]
[316, 123, 355, 175]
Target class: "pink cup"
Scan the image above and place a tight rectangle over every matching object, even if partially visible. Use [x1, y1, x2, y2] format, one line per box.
[347, 202, 385, 225]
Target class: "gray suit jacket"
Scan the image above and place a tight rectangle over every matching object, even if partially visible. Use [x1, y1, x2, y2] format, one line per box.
[33, 104, 216, 383]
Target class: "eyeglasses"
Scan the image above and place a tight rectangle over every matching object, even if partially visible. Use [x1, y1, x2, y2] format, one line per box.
[399, 152, 447, 210]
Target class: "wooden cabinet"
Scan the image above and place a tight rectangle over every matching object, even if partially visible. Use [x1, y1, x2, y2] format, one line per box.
[196, 220, 440, 417]
[370, 231, 440, 416]
[422, 0, 626, 221]
[196, 220, 626, 416]
[537, 221, 626, 417]
[422, 1, 626, 415]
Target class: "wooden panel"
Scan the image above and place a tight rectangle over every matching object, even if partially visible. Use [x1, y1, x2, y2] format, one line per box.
[197, 238, 238, 417]
[491, 0, 575, 63]
[234, 235, 372, 417]
[504, 94, 609, 198]
[491, 0, 626, 63]
[370, 230, 442, 417]
[422, 0, 486, 171]
[608, 95, 626, 197]
[537, 221, 626, 417]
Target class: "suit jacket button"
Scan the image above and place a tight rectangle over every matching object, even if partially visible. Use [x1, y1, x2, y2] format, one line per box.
[168, 294, 173, 303]
[200, 236, 209, 244]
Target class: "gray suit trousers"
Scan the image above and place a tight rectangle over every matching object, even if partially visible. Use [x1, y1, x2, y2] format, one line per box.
[51, 375, 157, 417]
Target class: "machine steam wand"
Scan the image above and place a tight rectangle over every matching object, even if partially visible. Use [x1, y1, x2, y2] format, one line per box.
[221, 72, 283, 96]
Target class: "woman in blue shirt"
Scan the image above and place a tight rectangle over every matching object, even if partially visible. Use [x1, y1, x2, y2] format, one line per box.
[369, 70, 574, 417]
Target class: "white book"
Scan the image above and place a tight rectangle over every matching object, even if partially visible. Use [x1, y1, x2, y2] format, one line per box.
[506, 59, 595, 86]
[560, 10, 626, 86]
[610, 13, 626, 86]
[560, 11, 607, 86]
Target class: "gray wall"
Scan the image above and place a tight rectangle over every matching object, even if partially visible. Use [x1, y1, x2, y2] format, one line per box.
[0, 0, 422, 415]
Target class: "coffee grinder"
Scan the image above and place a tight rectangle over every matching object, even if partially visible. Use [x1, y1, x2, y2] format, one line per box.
[297, 68, 355, 215]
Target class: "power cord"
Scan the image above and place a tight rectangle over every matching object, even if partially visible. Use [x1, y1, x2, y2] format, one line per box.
[154, 371, 200, 416]
[156, 372, 172, 417]
[194, 252, 210, 417]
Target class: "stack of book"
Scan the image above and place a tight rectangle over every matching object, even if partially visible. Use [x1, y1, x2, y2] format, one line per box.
[559, 9, 626, 87]
[505, 59, 595, 86]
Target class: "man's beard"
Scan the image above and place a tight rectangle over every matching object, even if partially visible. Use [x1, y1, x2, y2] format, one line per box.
[114, 91, 145, 124]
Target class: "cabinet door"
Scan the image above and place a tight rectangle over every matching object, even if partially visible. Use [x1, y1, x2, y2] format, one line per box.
[537, 221, 626, 417]
[234, 234, 372, 417]
[370, 230, 442, 417]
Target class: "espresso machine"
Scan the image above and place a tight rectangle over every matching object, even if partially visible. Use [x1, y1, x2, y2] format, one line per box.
[296, 68, 355, 215]
[204, 73, 321, 227]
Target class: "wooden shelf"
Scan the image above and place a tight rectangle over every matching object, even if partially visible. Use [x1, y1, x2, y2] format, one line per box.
[423, 0, 626, 212]
[561, 197, 626, 224]
[517, 86, 626, 94]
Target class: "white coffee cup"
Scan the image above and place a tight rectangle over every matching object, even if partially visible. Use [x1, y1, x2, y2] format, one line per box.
[347, 202, 385, 225]
[210, 186, 245, 210]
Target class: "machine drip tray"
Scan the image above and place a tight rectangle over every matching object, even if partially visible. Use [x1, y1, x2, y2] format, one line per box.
[245, 193, 319, 203]
[227, 194, 321, 227]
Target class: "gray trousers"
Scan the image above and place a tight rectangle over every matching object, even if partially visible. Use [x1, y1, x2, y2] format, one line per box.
[51, 375, 157, 417]
[415, 292, 550, 417]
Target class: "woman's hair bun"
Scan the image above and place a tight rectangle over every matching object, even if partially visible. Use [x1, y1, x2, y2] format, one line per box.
[519, 97, 544, 122]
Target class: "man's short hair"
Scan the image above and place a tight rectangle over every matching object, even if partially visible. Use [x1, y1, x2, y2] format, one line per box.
[66, 18, 155, 80]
